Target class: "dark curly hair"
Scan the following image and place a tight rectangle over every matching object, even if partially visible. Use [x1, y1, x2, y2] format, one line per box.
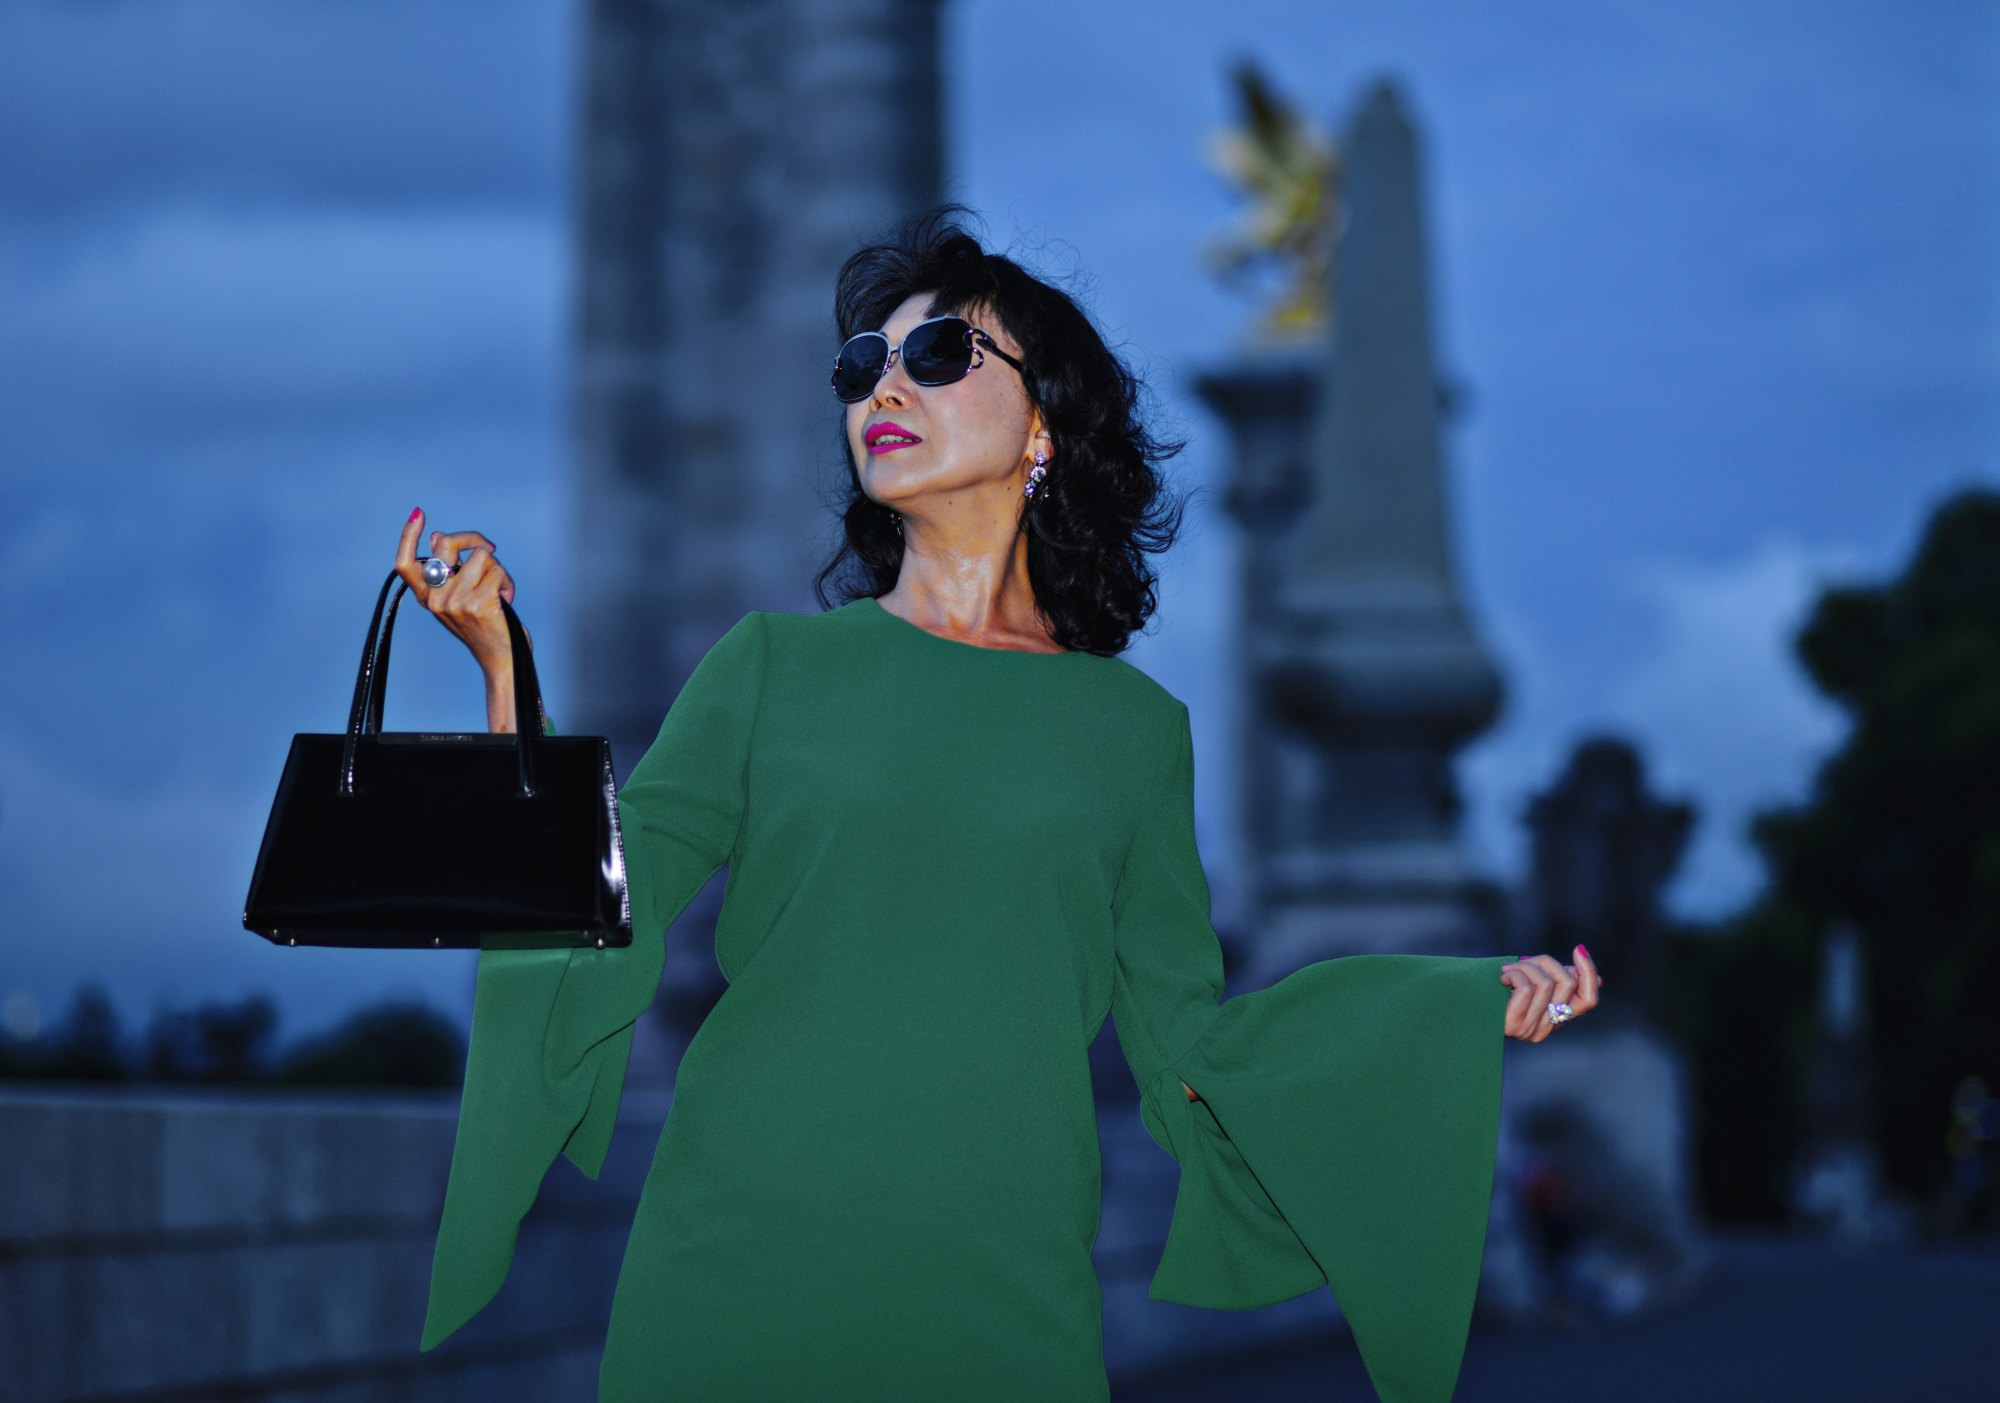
[810, 204, 1190, 657]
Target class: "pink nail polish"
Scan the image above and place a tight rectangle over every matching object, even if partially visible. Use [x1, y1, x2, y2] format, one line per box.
[409, 506, 421, 521]
[1577, 944, 1590, 961]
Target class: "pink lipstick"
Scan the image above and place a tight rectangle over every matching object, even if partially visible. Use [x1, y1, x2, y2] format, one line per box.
[866, 421, 923, 455]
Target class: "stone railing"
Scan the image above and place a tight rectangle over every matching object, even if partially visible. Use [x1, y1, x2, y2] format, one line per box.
[2, 1081, 654, 1401]
[1, 1079, 1326, 1401]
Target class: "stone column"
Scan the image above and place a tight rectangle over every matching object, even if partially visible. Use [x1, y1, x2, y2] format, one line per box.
[564, 0, 947, 1080]
[1193, 343, 1317, 939]
[570, 0, 945, 767]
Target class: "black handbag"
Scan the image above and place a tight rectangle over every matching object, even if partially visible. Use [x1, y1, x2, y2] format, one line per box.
[243, 567, 632, 950]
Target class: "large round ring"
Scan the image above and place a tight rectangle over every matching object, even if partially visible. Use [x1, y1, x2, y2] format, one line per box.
[420, 556, 459, 589]
[1546, 1001, 1574, 1026]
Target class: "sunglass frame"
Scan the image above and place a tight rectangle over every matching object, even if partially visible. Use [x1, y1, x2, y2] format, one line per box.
[830, 315, 1027, 403]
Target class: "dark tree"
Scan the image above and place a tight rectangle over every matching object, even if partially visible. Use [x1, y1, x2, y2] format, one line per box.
[274, 999, 465, 1090]
[1660, 906, 1819, 1222]
[143, 993, 281, 1083]
[44, 982, 133, 1079]
[1740, 486, 2000, 1204]
[0, 982, 135, 1081]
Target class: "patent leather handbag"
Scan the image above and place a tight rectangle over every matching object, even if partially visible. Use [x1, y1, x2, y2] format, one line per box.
[242, 566, 632, 950]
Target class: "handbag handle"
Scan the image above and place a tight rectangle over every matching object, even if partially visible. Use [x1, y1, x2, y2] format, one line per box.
[337, 567, 549, 799]
[359, 573, 550, 742]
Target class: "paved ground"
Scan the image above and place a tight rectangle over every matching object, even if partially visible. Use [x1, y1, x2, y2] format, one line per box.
[1114, 1231, 1997, 1402]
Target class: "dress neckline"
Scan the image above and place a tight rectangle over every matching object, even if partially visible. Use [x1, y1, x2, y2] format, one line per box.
[850, 594, 1085, 659]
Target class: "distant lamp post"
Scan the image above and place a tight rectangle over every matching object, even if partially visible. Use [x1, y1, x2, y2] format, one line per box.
[1793, 919, 1891, 1243]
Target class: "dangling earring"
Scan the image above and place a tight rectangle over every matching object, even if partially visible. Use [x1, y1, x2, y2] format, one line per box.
[890, 510, 903, 536]
[1025, 448, 1049, 500]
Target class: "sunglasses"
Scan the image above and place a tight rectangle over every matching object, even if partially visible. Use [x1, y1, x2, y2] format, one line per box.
[831, 315, 1028, 403]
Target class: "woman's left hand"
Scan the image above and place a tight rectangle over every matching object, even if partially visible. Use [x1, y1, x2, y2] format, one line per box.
[1500, 945, 1602, 1043]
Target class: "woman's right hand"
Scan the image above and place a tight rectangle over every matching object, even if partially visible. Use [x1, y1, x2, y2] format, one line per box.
[394, 505, 530, 686]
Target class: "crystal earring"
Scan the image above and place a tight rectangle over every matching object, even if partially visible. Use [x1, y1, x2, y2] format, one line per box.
[1025, 448, 1049, 499]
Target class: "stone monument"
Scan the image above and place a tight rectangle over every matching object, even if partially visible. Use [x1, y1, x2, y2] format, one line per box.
[1519, 736, 1694, 1021]
[1197, 77, 1506, 986]
[1195, 73, 1708, 1330]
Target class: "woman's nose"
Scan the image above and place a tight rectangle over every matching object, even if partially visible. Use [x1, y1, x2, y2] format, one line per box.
[871, 356, 914, 407]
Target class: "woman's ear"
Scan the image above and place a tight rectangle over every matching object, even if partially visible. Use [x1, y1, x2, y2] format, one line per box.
[1029, 419, 1053, 463]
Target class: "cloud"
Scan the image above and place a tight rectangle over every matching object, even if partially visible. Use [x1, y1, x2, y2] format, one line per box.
[0, 202, 568, 796]
[1459, 537, 1867, 926]
[0, 3, 582, 1040]
[0, 0, 572, 226]
[0, 205, 564, 461]
[1601, 536, 1865, 917]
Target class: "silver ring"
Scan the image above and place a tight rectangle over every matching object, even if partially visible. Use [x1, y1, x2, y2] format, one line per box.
[1546, 1001, 1574, 1025]
[420, 556, 459, 589]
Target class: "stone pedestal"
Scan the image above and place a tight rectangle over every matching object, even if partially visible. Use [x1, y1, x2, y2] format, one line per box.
[1483, 1026, 1709, 1322]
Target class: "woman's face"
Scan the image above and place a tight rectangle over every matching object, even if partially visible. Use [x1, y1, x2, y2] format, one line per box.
[843, 290, 1041, 519]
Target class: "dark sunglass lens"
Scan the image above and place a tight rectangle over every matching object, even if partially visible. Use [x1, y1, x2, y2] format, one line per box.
[832, 334, 889, 401]
[902, 319, 974, 385]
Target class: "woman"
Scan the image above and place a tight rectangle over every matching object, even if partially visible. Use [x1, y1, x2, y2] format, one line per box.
[398, 206, 1601, 1403]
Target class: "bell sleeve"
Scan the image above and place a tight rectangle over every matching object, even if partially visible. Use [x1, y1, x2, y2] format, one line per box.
[419, 610, 768, 1352]
[1108, 702, 1514, 1403]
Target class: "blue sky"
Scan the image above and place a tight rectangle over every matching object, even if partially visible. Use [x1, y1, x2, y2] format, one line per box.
[1, 0, 1993, 1046]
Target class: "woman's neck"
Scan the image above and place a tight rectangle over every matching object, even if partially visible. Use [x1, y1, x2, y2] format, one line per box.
[880, 531, 1064, 655]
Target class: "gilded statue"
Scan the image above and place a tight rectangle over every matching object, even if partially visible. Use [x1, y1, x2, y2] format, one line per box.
[1201, 60, 1341, 339]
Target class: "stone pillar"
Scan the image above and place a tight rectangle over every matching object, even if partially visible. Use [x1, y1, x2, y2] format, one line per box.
[570, 0, 946, 766]
[1193, 344, 1317, 938]
[565, 0, 947, 1079]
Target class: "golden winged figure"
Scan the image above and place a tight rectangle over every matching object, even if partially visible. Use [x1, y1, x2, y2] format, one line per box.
[1202, 59, 1342, 339]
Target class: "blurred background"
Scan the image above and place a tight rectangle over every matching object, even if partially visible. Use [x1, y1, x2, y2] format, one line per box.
[2, 1, 1994, 1399]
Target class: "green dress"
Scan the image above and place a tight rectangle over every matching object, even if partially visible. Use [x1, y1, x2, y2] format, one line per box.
[419, 595, 1514, 1402]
